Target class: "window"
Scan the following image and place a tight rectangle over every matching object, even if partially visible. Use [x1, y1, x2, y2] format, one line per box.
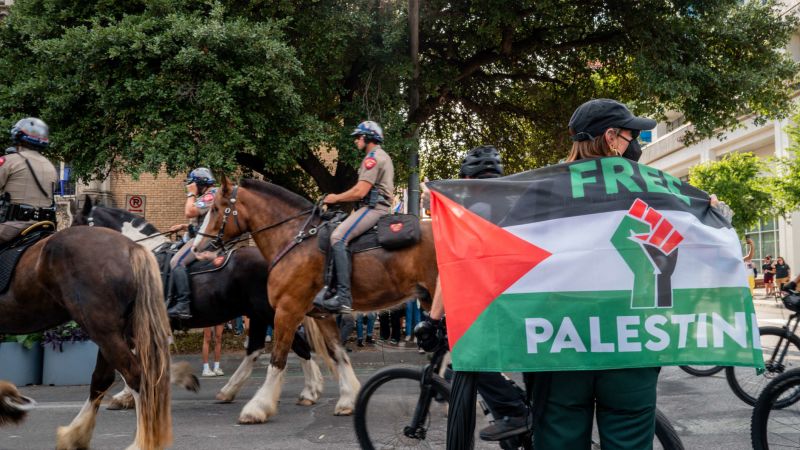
[747, 217, 780, 275]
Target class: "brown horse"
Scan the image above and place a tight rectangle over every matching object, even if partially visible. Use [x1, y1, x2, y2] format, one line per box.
[0, 380, 35, 426]
[0, 226, 172, 449]
[193, 178, 438, 424]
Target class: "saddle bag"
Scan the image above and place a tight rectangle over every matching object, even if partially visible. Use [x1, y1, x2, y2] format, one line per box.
[377, 214, 420, 249]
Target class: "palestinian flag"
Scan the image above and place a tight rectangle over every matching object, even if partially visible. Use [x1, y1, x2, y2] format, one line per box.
[428, 156, 764, 372]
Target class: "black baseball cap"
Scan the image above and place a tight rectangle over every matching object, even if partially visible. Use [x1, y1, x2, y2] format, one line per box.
[568, 99, 657, 142]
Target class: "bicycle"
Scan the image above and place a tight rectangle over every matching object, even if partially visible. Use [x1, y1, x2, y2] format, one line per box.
[353, 334, 684, 449]
[679, 365, 724, 377]
[750, 367, 800, 449]
[725, 287, 800, 406]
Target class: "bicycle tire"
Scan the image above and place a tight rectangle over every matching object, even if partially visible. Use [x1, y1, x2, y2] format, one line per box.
[354, 365, 451, 450]
[655, 408, 684, 450]
[678, 365, 724, 377]
[726, 326, 800, 407]
[751, 368, 800, 450]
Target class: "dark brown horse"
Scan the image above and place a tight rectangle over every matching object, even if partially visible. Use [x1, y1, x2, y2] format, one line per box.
[0, 380, 35, 426]
[193, 178, 438, 424]
[72, 199, 338, 410]
[0, 226, 172, 449]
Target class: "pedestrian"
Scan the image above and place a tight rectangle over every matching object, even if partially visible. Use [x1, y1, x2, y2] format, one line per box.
[202, 324, 224, 377]
[167, 167, 217, 319]
[775, 256, 791, 291]
[337, 313, 355, 352]
[313, 121, 394, 313]
[0, 118, 58, 245]
[763, 256, 775, 297]
[532, 98, 663, 449]
[404, 300, 421, 342]
[743, 236, 755, 296]
[379, 306, 403, 345]
[355, 312, 376, 347]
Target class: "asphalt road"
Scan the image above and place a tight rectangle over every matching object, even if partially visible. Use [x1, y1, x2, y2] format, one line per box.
[2, 289, 789, 449]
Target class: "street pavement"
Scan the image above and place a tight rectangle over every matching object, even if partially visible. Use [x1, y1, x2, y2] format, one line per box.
[1, 289, 790, 449]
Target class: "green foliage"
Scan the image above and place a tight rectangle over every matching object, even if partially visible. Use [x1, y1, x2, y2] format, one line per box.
[0, 0, 797, 192]
[772, 110, 800, 215]
[0, 332, 43, 349]
[689, 152, 773, 234]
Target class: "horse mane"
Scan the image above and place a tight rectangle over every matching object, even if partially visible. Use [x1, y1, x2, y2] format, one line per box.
[239, 179, 313, 209]
[93, 206, 160, 234]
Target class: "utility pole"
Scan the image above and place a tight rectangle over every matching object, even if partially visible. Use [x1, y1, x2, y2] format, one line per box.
[407, 0, 420, 216]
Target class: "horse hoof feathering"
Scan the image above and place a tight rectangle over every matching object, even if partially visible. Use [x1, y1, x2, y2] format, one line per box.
[215, 392, 235, 403]
[106, 393, 135, 411]
[0, 381, 35, 425]
[171, 361, 200, 393]
[296, 398, 315, 406]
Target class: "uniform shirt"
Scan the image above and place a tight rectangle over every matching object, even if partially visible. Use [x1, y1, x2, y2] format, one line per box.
[0, 148, 57, 208]
[357, 145, 394, 211]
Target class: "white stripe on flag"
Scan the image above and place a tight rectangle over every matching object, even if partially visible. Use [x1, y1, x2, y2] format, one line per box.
[502, 210, 748, 294]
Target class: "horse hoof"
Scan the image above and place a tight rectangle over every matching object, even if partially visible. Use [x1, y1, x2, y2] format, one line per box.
[238, 413, 268, 425]
[215, 392, 235, 403]
[106, 398, 134, 410]
[296, 398, 315, 406]
[334, 407, 353, 416]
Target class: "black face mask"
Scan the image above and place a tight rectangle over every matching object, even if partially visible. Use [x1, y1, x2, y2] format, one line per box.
[621, 139, 642, 162]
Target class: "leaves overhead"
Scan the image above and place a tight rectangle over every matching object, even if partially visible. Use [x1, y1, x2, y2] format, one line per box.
[0, 0, 796, 195]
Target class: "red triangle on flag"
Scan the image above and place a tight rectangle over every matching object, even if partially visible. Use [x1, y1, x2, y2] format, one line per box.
[430, 191, 551, 349]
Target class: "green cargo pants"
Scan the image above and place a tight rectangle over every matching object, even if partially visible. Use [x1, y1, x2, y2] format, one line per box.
[533, 367, 660, 450]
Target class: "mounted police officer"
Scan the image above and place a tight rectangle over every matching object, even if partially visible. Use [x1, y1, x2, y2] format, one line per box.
[167, 167, 216, 320]
[313, 121, 394, 314]
[0, 118, 58, 245]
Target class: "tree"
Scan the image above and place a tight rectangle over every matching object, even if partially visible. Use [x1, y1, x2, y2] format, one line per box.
[688, 152, 773, 235]
[0, 0, 797, 193]
[772, 110, 800, 216]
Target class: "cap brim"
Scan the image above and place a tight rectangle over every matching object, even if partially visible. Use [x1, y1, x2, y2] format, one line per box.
[621, 116, 657, 131]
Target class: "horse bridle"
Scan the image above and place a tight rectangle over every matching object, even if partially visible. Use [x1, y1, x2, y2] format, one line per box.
[197, 184, 316, 254]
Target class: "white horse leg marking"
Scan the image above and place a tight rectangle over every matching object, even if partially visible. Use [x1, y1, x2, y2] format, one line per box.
[56, 397, 100, 450]
[333, 348, 360, 416]
[217, 350, 262, 402]
[124, 390, 142, 450]
[108, 385, 135, 410]
[297, 358, 324, 405]
[238, 364, 285, 424]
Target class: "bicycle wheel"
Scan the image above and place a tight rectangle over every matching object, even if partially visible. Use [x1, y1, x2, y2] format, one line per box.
[678, 365, 724, 377]
[726, 326, 800, 407]
[354, 365, 452, 450]
[654, 408, 684, 450]
[751, 368, 800, 449]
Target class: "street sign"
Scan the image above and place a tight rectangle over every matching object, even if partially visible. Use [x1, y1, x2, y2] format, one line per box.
[126, 194, 146, 216]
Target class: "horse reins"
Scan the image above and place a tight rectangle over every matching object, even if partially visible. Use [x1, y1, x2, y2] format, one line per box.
[197, 185, 318, 266]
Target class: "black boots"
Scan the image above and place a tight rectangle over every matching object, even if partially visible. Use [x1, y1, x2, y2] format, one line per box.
[313, 241, 353, 313]
[167, 265, 192, 320]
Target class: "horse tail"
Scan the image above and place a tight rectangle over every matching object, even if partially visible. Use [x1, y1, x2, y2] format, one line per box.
[0, 381, 35, 426]
[130, 244, 173, 449]
[303, 318, 336, 375]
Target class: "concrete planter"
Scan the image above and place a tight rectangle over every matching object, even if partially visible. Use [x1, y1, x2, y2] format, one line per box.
[42, 341, 98, 386]
[0, 342, 43, 385]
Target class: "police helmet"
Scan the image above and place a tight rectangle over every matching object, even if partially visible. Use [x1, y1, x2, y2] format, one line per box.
[185, 167, 216, 187]
[10, 117, 49, 150]
[459, 145, 503, 179]
[350, 121, 384, 144]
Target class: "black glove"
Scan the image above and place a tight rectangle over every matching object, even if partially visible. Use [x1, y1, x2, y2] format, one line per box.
[414, 318, 445, 352]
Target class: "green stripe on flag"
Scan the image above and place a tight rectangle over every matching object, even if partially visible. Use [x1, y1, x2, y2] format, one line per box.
[451, 287, 764, 372]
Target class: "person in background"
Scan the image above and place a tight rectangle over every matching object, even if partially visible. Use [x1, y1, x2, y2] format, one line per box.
[202, 324, 224, 377]
[775, 256, 791, 291]
[763, 256, 775, 298]
[355, 312, 376, 347]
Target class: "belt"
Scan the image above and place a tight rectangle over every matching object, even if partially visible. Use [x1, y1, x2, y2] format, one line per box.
[2, 203, 56, 223]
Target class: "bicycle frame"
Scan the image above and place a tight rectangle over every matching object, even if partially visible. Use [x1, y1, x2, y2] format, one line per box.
[769, 313, 800, 373]
[404, 345, 449, 440]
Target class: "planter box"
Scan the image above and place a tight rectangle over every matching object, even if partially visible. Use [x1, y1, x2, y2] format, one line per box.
[42, 341, 98, 386]
[0, 342, 43, 385]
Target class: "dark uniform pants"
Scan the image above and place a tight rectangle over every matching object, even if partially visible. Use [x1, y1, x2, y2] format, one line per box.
[477, 372, 527, 419]
[534, 367, 660, 450]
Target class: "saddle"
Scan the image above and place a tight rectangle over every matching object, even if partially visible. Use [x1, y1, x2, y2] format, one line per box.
[152, 242, 235, 306]
[0, 221, 56, 293]
[316, 212, 421, 255]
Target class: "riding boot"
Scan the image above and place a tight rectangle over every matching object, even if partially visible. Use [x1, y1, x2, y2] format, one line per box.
[313, 241, 352, 313]
[167, 265, 192, 320]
